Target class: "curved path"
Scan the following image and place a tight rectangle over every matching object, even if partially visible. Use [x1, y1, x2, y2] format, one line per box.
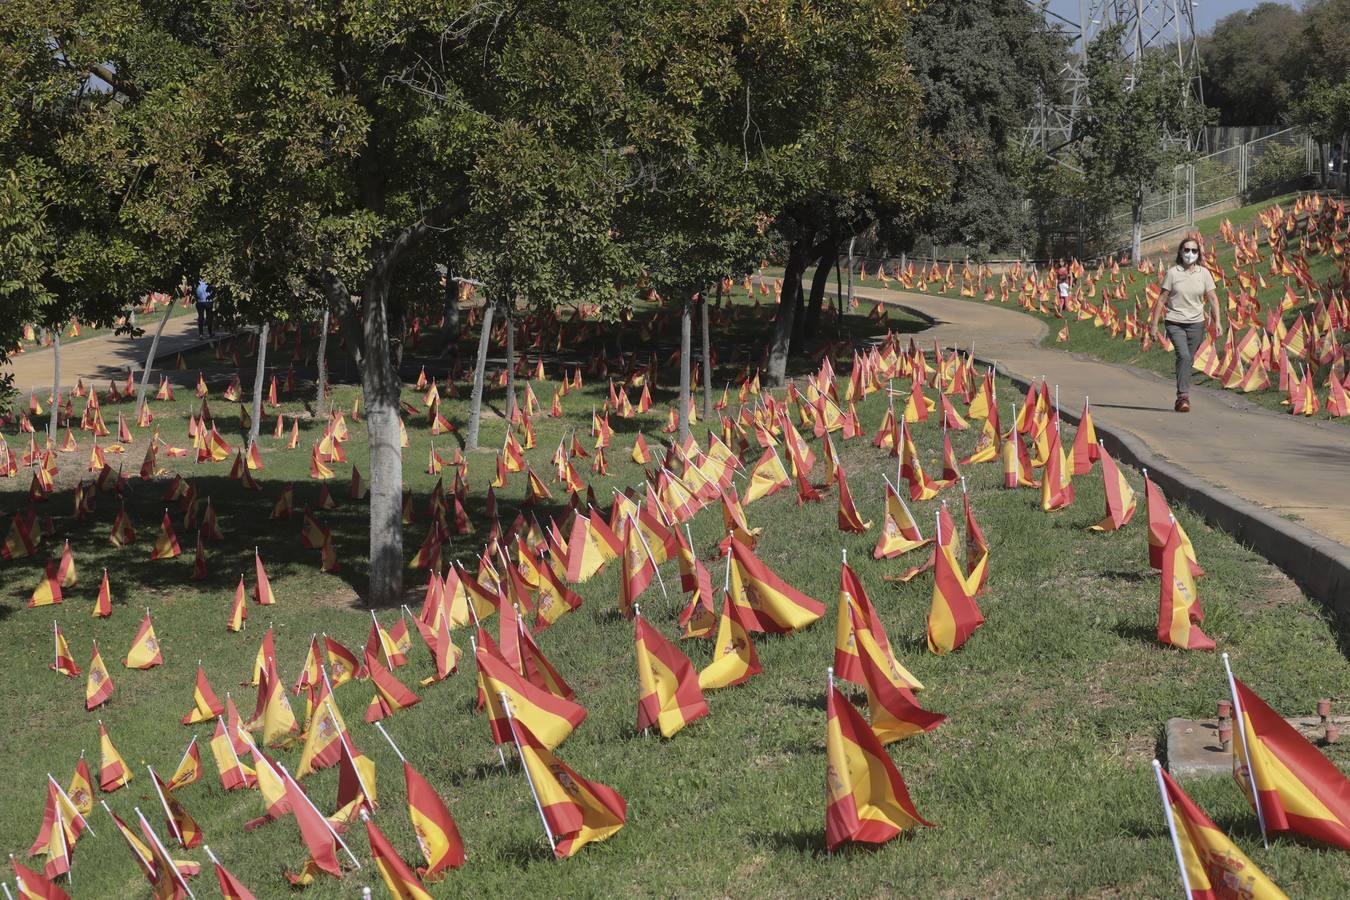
[858, 285, 1350, 605]
[4, 313, 217, 398]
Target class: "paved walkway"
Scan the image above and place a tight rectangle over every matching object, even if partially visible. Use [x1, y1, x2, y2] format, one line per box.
[857, 286, 1350, 549]
[5, 312, 219, 397]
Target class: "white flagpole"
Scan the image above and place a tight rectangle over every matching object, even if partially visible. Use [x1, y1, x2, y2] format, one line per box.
[146, 764, 185, 847]
[173, 737, 197, 785]
[629, 513, 667, 598]
[373, 722, 407, 764]
[133, 807, 195, 898]
[47, 774, 94, 836]
[100, 800, 153, 872]
[1222, 652, 1269, 848]
[275, 764, 361, 868]
[216, 714, 246, 776]
[328, 697, 375, 809]
[54, 796, 72, 885]
[499, 692, 557, 856]
[52, 621, 58, 671]
[2, 878, 13, 900]
[1150, 760, 1195, 899]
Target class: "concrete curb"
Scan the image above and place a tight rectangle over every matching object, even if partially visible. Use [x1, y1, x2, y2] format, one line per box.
[879, 299, 1350, 617]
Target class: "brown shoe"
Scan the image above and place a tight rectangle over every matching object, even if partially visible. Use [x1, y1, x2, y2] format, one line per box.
[1175, 396, 1190, 412]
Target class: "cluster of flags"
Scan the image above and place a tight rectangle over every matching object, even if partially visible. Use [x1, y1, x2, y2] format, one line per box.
[10, 258, 1350, 898]
[888, 194, 1349, 418]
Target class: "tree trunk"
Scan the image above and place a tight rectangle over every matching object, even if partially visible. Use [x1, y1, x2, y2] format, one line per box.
[48, 330, 60, 440]
[360, 278, 404, 607]
[135, 300, 175, 415]
[249, 323, 268, 445]
[678, 297, 692, 444]
[767, 240, 806, 387]
[315, 310, 330, 419]
[803, 243, 836, 340]
[503, 303, 517, 419]
[1131, 190, 1144, 263]
[700, 287, 715, 421]
[465, 299, 496, 451]
[444, 275, 461, 346]
[846, 236, 855, 311]
[834, 254, 843, 324]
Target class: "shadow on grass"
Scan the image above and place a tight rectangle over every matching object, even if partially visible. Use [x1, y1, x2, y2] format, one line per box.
[1111, 621, 1158, 645]
[1099, 569, 1150, 584]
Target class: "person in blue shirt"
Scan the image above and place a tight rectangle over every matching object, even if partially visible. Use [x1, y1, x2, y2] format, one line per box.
[194, 278, 214, 337]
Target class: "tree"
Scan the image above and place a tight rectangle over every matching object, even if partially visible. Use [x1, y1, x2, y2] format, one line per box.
[1198, 3, 1308, 126]
[1076, 26, 1212, 261]
[899, 0, 1065, 258]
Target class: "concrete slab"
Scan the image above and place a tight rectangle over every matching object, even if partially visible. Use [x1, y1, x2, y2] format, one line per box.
[1166, 715, 1350, 778]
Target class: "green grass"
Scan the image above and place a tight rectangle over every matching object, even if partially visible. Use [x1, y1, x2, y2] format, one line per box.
[2, 296, 1349, 898]
[904, 193, 1349, 424]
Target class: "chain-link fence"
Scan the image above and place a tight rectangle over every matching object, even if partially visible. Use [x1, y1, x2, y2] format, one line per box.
[1109, 127, 1316, 245]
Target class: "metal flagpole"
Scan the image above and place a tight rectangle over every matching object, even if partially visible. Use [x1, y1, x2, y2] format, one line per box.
[499, 693, 557, 856]
[1222, 653, 1269, 848]
[275, 764, 361, 868]
[1150, 760, 1195, 898]
[373, 722, 407, 763]
[133, 808, 195, 898]
[146, 765, 185, 847]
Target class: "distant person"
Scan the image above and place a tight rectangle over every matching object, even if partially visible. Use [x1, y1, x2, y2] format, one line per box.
[194, 278, 214, 337]
[1054, 259, 1071, 309]
[1149, 236, 1220, 413]
[1331, 142, 1343, 174]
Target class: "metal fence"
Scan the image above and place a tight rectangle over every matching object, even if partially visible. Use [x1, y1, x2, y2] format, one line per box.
[1110, 126, 1316, 244]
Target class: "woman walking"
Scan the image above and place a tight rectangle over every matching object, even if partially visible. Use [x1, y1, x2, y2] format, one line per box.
[1149, 236, 1221, 412]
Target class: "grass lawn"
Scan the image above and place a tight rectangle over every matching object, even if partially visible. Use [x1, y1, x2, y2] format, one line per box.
[2, 292, 1349, 898]
[901, 192, 1349, 424]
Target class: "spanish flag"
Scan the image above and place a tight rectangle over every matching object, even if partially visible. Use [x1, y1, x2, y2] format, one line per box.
[508, 719, 626, 858]
[698, 591, 762, 690]
[825, 683, 933, 851]
[852, 605, 944, 744]
[167, 737, 202, 790]
[873, 482, 930, 560]
[99, 722, 132, 792]
[1070, 400, 1100, 474]
[254, 549, 276, 605]
[365, 813, 433, 899]
[363, 650, 421, 723]
[210, 718, 256, 791]
[29, 559, 62, 608]
[124, 612, 164, 669]
[476, 645, 585, 750]
[86, 641, 114, 709]
[1158, 519, 1214, 650]
[49, 622, 79, 677]
[1145, 476, 1204, 577]
[211, 854, 258, 900]
[403, 761, 466, 880]
[1231, 673, 1350, 851]
[151, 511, 181, 559]
[10, 857, 69, 900]
[834, 563, 921, 691]
[1152, 761, 1285, 899]
[151, 768, 203, 848]
[564, 512, 612, 583]
[227, 576, 247, 632]
[631, 432, 650, 464]
[743, 448, 789, 504]
[619, 517, 655, 619]
[836, 468, 872, 533]
[1088, 446, 1137, 532]
[181, 663, 225, 723]
[68, 756, 94, 815]
[324, 635, 365, 685]
[927, 542, 985, 655]
[93, 568, 112, 618]
[1039, 426, 1075, 511]
[728, 539, 824, 634]
[297, 683, 349, 777]
[635, 614, 709, 738]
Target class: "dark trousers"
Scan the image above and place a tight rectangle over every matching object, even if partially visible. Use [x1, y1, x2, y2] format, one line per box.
[1165, 320, 1205, 396]
[196, 303, 214, 337]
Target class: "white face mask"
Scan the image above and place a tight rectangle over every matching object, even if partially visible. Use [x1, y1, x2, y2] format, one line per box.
[1181, 250, 1198, 264]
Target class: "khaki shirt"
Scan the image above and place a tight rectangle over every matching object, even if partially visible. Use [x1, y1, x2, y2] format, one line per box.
[1160, 264, 1216, 324]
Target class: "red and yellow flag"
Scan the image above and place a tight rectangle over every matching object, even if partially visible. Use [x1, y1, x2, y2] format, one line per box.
[49, 622, 79, 677]
[1154, 762, 1285, 899]
[476, 645, 586, 750]
[363, 650, 421, 723]
[99, 722, 132, 792]
[167, 737, 202, 791]
[10, 857, 70, 900]
[151, 511, 181, 559]
[1039, 426, 1075, 511]
[728, 539, 824, 634]
[743, 448, 789, 504]
[254, 549, 276, 605]
[1146, 476, 1204, 577]
[698, 590, 762, 690]
[211, 856, 258, 900]
[635, 614, 709, 738]
[365, 814, 433, 899]
[509, 719, 627, 858]
[1232, 675, 1350, 851]
[124, 612, 164, 669]
[85, 640, 114, 710]
[619, 517, 655, 619]
[835, 468, 872, 533]
[927, 542, 985, 655]
[1158, 520, 1214, 650]
[93, 568, 112, 617]
[181, 664, 224, 723]
[403, 761, 466, 881]
[833, 563, 921, 691]
[852, 604, 944, 745]
[873, 481, 930, 559]
[825, 683, 933, 851]
[28, 559, 61, 608]
[1088, 446, 1137, 532]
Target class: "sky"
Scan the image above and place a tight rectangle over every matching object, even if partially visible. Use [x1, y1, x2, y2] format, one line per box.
[1042, 0, 1297, 39]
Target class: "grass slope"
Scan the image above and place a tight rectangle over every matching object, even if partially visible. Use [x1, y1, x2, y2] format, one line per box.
[2, 296, 1349, 898]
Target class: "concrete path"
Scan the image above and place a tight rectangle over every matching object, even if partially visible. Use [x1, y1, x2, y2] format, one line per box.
[5, 312, 221, 397]
[857, 286, 1350, 552]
